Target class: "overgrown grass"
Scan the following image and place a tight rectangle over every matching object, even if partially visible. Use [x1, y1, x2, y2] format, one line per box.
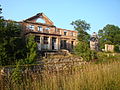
[95, 52, 120, 64]
[1, 59, 120, 90]
[0, 53, 120, 90]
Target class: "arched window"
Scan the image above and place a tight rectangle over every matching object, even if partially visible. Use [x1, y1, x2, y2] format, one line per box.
[36, 18, 46, 23]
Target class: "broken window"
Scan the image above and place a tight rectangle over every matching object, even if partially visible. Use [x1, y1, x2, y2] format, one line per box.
[52, 37, 56, 50]
[35, 36, 40, 43]
[45, 27, 50, 30]
[71, 41, 74, 49]
[60, 40, 67, 49]
[28, 25, 34, 30]
[43, 37, 49, 50]
[45, 27, 50, 33]
[35, 36, 41, 50]
[43, 37, 48, 44]
[38, 26, 43, 31]
[64, 31, 67, 36]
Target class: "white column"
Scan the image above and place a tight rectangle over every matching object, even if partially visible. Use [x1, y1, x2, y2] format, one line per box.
[48, 36, 51, 50]
[56, 37, 59, 50]
[40, 36, 43, 50]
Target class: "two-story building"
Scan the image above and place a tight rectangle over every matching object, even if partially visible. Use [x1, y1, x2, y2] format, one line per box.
[20, 13, 78, 51]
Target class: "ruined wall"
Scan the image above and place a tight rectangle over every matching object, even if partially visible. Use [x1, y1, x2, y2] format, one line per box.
[105, 44, 114, 52]
[21, 13, 78, 51]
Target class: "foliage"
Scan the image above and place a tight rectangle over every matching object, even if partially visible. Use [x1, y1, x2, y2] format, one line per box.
[0, 20, 37, 66]
[114, 45, 120, 53]
[24, 35, 37, 64]
[71, 19, 90, 42]
[0, 20, 26, 66]
[98, 24, 120, 49]
[0, 5, 3, 19]
[71, 19, 94, 61]
[95, 52, 120, 64]
[11, 62, 23, 85]
[74, 41, 97, 61]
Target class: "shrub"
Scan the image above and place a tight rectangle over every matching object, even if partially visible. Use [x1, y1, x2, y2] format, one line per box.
[74, 41, 97, 61]
[24, 35, 37, 64]
[114, 45, 120, 53]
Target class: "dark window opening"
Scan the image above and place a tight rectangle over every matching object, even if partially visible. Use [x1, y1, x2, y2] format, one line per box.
[28, 25, 34, 30]
[38, 26, 43, 31]
[35, 36, 40, 43]
[64, 31, 67, 36]
[43, 37, 48, 44]
[60, 40, 67, 49]
[71, 41, 74, 49]
[52, 37, 56, 50]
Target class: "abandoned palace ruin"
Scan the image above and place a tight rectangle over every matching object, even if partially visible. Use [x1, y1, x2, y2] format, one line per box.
[20, 13, 78, 52]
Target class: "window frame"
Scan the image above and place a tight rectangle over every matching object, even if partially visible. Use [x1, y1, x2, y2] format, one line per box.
[64, 31, 67, 36]
[38, 26, 43, 32]
[28, 25, 34, 30]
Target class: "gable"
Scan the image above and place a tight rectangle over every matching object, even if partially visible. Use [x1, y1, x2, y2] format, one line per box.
[24, 13, 54, 25]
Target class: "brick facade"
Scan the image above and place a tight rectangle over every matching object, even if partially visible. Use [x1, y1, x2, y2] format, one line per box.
[20, 13, 78, 51]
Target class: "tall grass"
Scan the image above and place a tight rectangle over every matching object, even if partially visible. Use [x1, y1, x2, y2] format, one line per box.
[0, 61, 120, 90]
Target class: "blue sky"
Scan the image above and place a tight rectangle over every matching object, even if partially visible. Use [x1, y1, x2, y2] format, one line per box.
[1, 0, 120, 34]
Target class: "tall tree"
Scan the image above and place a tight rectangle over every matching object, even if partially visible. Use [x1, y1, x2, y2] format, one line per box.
[0, 20, 26, 65]
[71, 19, 91, 42]
[98, 24, 120, 49]
[71, 19, 97, 61]
[0, 6, 37, 66]
[0, 20, 37, 66]
[0, 5, 3, 19]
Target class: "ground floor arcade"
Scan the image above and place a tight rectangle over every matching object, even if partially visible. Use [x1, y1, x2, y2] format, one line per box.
[34, 35, 77, 51]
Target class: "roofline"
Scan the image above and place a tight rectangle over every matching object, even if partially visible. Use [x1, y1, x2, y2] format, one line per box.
[23, 13, 54, 24]
[5, 20, 78, 33]
[23, 13, 41, 21]
[57, 28, 78, 32]
[41, 13, 54, 24]
[21, 21, 56, 27]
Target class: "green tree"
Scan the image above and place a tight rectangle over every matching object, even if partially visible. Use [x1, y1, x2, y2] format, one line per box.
[74, 41, 97, 61]
[98, 24, 120, 49]
[0, 20, 37, 66]
[0, 20, 26, 65]
[71, 19, 96, 61]
[71, 19, 90, 42]
[24, 35, 37, 64]
[0, 5, 3, 19]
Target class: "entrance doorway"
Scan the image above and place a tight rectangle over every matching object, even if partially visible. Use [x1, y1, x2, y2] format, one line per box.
[60, 40, 67, 49]
[52, 37, 57, 50]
